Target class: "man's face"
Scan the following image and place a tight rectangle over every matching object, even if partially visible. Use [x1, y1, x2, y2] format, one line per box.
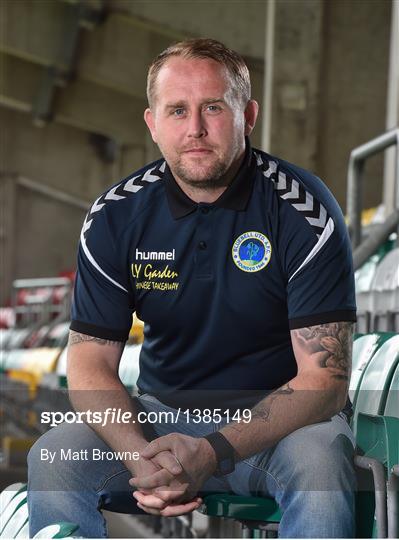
[144, 57, 257, 190]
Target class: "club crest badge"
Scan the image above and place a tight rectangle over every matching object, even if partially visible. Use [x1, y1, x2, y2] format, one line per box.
[232, 231, 272, 272]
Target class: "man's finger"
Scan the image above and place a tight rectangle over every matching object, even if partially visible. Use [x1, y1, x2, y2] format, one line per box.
[136, 502, 161, 516]
[153, 485, 186, 503]
[154, 450, 183, 475]
[160, 498, 203, 517]
[141, 437, 171, 459]
[130, 469, 173, 490]
[133, 490, 168, 510]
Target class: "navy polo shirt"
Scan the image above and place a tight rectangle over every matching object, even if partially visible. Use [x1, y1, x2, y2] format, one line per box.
[71, 142, 356, 409]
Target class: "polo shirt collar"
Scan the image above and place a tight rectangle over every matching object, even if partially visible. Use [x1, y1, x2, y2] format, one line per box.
[164, 138, 255, 219]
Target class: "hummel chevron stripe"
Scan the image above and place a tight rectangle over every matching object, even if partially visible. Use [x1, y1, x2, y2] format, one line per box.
[254, 152, 331, 239]
[254, 151, 335, 279]
[83, 160, 166, 240]
[79, 160, 166, 291]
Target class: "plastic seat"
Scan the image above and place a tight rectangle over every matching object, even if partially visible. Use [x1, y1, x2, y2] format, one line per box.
[0, 492, 27, 537]
[118, 344, 141, 390]
[352, 335, 399, 436]
[0, 483, 26, 518]
[349, 332, 394, 407]
[353, 336, 399, 538]
[355, 256, 380, 333]
[370, 248, 399, 332]
[384, 363, 399, 538]
[384, 362, 399, 420]
[202, 493, 281, 535]
[32, 523, 79, 538]
[0, 502, 28, 538]
[0, 484, 78, 539]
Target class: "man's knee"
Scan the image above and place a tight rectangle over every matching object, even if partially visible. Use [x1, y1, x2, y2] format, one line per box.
[28, 422, 102, 491]
[273, 419, 356, 491]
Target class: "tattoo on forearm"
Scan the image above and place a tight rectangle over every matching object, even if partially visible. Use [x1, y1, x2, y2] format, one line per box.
[292, 322, 353, 381]
[228, 383, 294, 433]
[252, 383, 294, 423]
[68, 331, 124, 348]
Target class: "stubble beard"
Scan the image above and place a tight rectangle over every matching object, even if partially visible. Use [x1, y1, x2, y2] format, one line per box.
[173, 155, 232, 190]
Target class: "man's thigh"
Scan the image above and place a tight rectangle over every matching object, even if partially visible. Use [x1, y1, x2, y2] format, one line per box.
[226, 413, 356, 497]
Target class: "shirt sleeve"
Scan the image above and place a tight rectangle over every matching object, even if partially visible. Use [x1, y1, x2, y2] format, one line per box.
[276, 177, 357, 330]
[70, 206, 134, 341]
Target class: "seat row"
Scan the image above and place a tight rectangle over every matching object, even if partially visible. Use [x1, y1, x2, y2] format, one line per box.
[356, 247, 399, 333]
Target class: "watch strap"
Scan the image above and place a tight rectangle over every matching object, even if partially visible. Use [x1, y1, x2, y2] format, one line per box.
[204, 431, 236, 476]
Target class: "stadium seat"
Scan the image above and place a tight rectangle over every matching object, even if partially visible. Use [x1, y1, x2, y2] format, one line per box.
[351, 335, 399, 436]
[370, 248, 399, 332]
[202, 493, 281, 536]
[384, 363, 399, 539]
[355, 255, 382, 333]
[0, 483, 78, 539]
[0, 484, 26, 518]
[0, 501, 28, 538]
[118, 344, 141, 391]
[32, 523, 79, 539]
[353, 335, 399, 538]
[0, 491, 27, 538]
[349, 332, 394, 407]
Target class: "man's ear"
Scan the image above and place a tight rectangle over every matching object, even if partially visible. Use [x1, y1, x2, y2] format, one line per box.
[144, 108, 158, 143]
[244, 100, 259, 136]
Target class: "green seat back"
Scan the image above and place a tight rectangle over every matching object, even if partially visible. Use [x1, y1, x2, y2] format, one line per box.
[0, 484, 26, 518]
[353, 335, 399, 435]
[0, 493, 27, 537]
[32, 522, 79, 538]
[0, 501, 28, 539]
[384, 362, 399, 418]
[203, 494, 281, 523]
[15, 521, 29, 538]
[349, 333, 394, 406]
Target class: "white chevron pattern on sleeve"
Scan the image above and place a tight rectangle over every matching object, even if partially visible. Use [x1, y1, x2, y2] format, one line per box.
[293, 191, 314, 212]
[281, 178, 299, 200]
[105, 184, 126, 201]
[306, 204, 327, 229]
[124, 176, 143, 193]
[78, 160, 166, 293]
[142, 166, 160, 183]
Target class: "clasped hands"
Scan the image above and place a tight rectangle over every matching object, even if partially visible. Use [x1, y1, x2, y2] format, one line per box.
[129, 433, 216, 516]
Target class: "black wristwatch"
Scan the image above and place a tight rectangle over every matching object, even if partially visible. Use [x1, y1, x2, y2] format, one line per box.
[204, 431, 236, 476]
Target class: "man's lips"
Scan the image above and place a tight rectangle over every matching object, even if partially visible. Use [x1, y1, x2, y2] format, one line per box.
[181, 148, 213, 154]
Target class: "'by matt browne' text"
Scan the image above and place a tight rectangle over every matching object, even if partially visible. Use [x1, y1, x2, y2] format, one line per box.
[40, 448, 140, 463]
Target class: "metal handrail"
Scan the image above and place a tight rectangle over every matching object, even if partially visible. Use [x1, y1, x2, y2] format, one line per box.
[17, 176, 91, 211]
[347, 128, 399, 249]
[12, 277, 73, 329]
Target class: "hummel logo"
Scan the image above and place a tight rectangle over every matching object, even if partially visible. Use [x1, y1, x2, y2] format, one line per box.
[135, 249, 175, 261]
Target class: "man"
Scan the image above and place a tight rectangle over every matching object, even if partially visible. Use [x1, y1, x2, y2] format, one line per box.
[28, 39, 357, 538]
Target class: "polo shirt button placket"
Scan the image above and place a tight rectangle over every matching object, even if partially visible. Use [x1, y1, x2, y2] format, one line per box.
[195, 205, 213, 279]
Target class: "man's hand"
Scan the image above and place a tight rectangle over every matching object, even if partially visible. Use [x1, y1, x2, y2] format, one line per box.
[130, 449, 202, 516]
[130, 433, 216, 515]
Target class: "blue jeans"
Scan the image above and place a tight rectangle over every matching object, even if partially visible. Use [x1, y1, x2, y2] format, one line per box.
[28, 394, 356, 538]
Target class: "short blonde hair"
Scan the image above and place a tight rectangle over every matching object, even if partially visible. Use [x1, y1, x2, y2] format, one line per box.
[147, 38, 251, 108]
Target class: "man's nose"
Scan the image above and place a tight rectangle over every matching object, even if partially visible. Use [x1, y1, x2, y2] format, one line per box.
[187, 110, 207, 138]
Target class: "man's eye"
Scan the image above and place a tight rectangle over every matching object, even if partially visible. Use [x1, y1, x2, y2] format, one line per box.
[173, 108, 185, 116]
[206, 105, 221, 112]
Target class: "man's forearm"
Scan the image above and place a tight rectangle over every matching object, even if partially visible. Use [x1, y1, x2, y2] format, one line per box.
[218, 322, 353, 461]
[67, 332, 148, 473]
[219, 371, 345, 461]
